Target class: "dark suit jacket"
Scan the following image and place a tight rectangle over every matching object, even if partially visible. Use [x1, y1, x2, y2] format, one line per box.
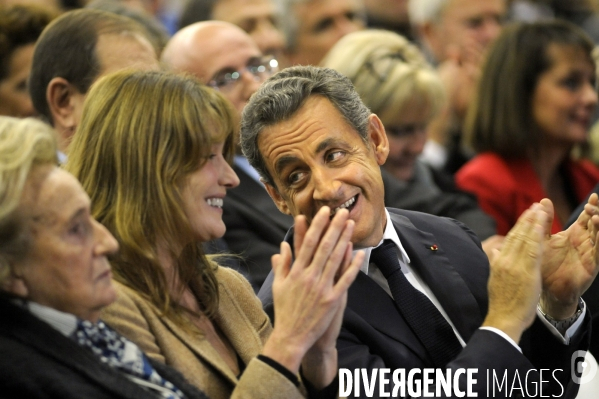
[0, 297, 209, 399]
[258, 208, 591, 398]
[222, 165, 293, 292]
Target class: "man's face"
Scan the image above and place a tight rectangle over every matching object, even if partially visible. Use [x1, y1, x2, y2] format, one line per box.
[184, 26, 265, 114]
[212, 0, 285, 59]
[430, 0, 505, 62]
[288, 0, 365, 66]
[259, 96, 389, 248]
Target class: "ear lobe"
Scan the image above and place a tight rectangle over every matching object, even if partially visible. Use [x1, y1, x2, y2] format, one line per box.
[46, 77, 83, 150]
[263, 181, 291, 215]
[1, 271, 29, 298]
[368, 114, 389, 166]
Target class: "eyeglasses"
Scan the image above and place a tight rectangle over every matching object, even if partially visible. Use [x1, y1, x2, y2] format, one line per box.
[208, 56, 279, 92]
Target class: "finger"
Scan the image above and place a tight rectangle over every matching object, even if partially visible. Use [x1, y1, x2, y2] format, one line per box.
[309, 209, 351, 278]
[293, 207, 332, 270]
[502, 206, 539, 255]
[272, 242, 293, 284]
[319, 218, 355, 285]
[294, 214, 308, 254]
[539, 198, 554, 237]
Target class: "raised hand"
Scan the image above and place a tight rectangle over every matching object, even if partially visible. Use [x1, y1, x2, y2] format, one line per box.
[483, 203, 547, 343]
[261, 206, 363, 385]
[540, 194, 599, 319]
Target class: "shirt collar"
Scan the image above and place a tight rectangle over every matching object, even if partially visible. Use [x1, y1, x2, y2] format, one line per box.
[234, 155, 262, 184]
[356, 209, 411, 275]
[24, 301, 78, 337]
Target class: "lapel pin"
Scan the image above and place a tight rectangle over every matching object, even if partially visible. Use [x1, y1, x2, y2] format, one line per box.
[429, 244, 438, 251]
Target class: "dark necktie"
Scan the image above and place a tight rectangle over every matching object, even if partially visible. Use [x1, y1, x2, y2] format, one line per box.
[72, 319, 186, 399]
[370, 239, 462, 368]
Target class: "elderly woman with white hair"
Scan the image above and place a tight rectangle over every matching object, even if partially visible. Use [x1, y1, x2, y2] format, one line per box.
[0, 116, 210, 399]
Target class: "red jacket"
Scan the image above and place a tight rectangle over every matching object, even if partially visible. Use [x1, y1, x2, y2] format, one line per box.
[456, 152, 599, 235]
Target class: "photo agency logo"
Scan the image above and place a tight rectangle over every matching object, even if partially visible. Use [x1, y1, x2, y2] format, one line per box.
[571, 350, 598, 385]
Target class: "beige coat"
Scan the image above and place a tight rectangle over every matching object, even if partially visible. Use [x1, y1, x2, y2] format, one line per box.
[101, 266, 306, 399]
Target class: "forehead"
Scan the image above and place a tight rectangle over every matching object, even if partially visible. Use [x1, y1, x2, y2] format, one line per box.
[95, 32, 159, 78]
[212, 0, 277, 24]
[22, 166, 90, 227]
[544, 44, 593, 73]
[189, 27, 262, 80]
[258, 96, 363, 170]
[443, 0, 505, 22]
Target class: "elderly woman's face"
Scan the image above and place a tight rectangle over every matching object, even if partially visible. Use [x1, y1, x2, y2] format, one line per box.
[11, 165, 119, 322]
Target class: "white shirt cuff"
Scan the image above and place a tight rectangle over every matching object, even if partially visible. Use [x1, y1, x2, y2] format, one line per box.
[479, 326, 523, 353]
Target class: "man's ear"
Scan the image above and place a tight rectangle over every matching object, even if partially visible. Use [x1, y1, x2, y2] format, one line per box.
[263, 180, 292, 215]
[46, 77, 85, 151]
[368, 114, 389, 166]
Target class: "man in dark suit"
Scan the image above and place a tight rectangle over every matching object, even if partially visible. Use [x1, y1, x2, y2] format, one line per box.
[239, 65, 599, 397]
[162, 21, 294, 291]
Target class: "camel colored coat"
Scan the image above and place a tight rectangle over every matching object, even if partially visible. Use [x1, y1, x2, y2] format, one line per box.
[101, 266, 306, 399]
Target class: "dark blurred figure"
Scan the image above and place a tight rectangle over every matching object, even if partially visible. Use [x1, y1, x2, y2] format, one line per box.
[0, 4, 56, 118]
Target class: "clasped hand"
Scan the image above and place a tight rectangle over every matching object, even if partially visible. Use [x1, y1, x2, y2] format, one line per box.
[261, 207, 364, 389]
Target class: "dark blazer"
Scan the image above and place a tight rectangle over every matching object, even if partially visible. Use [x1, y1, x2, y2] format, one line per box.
[222, 165, 293, 292]
[0, 297, 209, 399]
[259, 208, 590, 398]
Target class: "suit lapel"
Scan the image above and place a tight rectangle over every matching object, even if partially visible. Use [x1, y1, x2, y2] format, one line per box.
[389, 212, 483, 341]
[230, 166, 292, 231]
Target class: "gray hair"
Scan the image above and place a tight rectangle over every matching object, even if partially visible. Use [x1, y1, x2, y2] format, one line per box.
[240, 65, 371, 187]
[0, 116, 57, 285]
[407, 0, 449, 25]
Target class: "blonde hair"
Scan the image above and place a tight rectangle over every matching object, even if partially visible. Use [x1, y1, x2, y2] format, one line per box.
[321, 29, 445, 126]
[65, 70, 236, 322]
[0, 116, 57, 285]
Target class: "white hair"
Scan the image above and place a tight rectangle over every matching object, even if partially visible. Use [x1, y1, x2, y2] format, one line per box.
[407, 0, 449, 25]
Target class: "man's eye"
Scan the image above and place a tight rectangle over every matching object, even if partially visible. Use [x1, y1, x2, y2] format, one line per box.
[288, 171, 306, 184]
[326, 151, 344, 162]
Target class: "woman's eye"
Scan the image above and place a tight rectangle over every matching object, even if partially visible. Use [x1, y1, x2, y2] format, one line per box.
[69, 222, 84, 236]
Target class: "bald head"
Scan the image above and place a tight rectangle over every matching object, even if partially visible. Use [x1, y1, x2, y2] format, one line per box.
[162, 21, 264, 114]
[163, 21, 260, 81]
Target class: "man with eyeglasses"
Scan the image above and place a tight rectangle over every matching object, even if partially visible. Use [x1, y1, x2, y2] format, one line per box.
[162, 21, 293, 292]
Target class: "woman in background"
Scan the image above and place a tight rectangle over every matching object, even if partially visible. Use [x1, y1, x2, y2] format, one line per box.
[457, 20, 599, 235]
[66, 70, 361, 399]
[0, 4, 56, 117]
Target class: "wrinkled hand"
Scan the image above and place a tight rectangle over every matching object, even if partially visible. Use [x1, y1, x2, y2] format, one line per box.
[261, 207, 363, 381]
[540, 195, 599, 319]
[483, 203, 547, 343]
[482, 234, 505, 262]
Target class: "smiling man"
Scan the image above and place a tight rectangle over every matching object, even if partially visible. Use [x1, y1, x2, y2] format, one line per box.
[240, 65, 599, 398]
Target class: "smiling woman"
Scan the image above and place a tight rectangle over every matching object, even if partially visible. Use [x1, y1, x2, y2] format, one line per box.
[65, 69, 362, 399]
[457, 20, 599, 235]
